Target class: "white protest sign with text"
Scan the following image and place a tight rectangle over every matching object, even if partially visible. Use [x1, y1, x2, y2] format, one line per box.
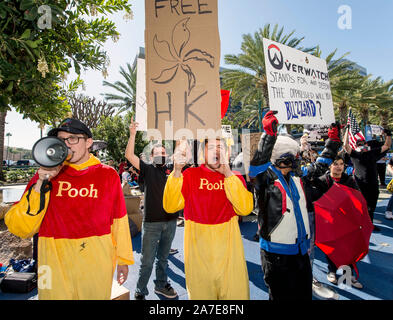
[263, 38, 335, 125]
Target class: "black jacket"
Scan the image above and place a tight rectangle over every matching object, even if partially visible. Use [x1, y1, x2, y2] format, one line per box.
[310, 171, 359, 203]
[250, 133, 310, 255]
[301, 138, 343, 211]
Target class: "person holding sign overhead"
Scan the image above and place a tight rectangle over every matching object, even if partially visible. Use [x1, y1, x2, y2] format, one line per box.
[163, 138, 253, 300]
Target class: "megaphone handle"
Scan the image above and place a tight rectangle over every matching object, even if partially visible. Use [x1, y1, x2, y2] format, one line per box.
[41, 178, 51, 193]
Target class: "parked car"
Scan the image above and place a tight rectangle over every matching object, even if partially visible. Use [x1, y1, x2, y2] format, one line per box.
[14, 159, 37, 166]
[3, 160, 15, 166]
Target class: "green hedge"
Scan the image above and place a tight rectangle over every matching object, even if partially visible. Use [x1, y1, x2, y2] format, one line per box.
[2, 168, 37, 183]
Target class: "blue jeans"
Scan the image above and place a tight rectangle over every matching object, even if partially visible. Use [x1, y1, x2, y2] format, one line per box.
[136, 219, 177, 296]
[386, 194, 393, 212]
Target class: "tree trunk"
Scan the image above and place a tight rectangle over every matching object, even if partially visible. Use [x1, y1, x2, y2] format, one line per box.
[358, 106, 369, 135]
[360, 107, 369, 126]
[262, 82, 269, 109]
[338, 101, 348, 125]
[360, 106, 369, 132]
[0, 111, 7, 181]
[379, 109, 389, 128]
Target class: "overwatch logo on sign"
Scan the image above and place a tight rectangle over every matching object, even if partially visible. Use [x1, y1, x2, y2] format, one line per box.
[267, 44, 284, 70]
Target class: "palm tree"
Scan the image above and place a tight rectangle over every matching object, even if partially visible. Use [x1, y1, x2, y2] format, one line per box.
[330, 71, 368, 124]
[361, 79, 393, 128]
[102, 63, 137, 114]
[311, 46, 365, 124]
[334, 76, 393, 134]
[376, 83, 393, 128]
[351, 77, 393, 129]
[222, 24, 315, 108]
[221, 24, 316, 130]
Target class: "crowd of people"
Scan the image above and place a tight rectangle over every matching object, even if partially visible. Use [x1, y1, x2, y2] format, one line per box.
[3, 112, 392, 300]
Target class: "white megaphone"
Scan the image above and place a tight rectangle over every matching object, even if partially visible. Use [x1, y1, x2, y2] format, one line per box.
[32, 137, 71, 168]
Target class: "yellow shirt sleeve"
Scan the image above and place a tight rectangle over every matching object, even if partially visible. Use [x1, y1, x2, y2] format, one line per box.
[224, 175, 253, 216]
[163, 172, 185, 213]
[111, 215, 134, 266]
[5, 187, 50, 239]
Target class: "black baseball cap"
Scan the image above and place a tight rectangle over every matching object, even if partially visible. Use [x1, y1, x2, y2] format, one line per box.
[48, 118, 92, 138]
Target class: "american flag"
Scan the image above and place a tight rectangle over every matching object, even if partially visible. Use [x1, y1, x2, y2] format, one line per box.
[347, 109, 366, 150]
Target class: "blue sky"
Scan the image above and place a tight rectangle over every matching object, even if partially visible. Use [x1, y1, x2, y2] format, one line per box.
[6, 0, 393, 150]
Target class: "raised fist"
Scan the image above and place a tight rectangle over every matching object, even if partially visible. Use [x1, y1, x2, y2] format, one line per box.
[263, 110, 278, 137]
[384, 128, 392, 137]
[328, 123, 341, 142]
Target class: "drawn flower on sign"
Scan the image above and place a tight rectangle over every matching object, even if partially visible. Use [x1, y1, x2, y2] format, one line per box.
[151, 18, 215, 96]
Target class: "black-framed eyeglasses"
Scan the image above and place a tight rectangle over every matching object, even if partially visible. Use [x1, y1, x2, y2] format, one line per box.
[59, 135, 87, 145]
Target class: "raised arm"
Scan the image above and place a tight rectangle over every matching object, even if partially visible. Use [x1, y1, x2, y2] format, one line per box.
[249, 111, 278, 178]
[125, 118, 140, 171]
[381, 129, 392, 153]
[343, 128, 352, 154]
[163, 141, 188, 213]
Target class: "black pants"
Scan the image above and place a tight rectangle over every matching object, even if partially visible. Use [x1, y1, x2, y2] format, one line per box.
[33, 233, 38, 273]
[326, 255, 354, 275]
[356, 178, 379, 222]
[377, 163, 387, 186]
[260, 249, 312, 300]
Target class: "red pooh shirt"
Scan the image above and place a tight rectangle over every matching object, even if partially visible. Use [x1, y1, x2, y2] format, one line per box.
[164, 164, 253, 300]
[182, 165, 244, 224]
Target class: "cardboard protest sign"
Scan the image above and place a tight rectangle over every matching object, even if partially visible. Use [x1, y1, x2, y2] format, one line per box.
[136, 57, 147, 131]
[263, 38, 335, 125]
[145, 0, 221, 139]
[241, 132, 262, 174]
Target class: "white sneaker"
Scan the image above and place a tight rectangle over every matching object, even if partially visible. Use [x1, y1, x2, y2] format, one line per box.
[351, 276, 363, 289]
[327, 272, 338, 284]
[312, 279, 340, 300]
[385, 211, 393, 220]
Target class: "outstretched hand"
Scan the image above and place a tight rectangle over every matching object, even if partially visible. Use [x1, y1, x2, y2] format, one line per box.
[213, 163, 233, 177]
[173, 140, 190, 176]
[129, 118, 139, 136]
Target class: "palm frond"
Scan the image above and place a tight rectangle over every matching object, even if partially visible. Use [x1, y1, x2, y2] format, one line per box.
[102, 62, 137, 113]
